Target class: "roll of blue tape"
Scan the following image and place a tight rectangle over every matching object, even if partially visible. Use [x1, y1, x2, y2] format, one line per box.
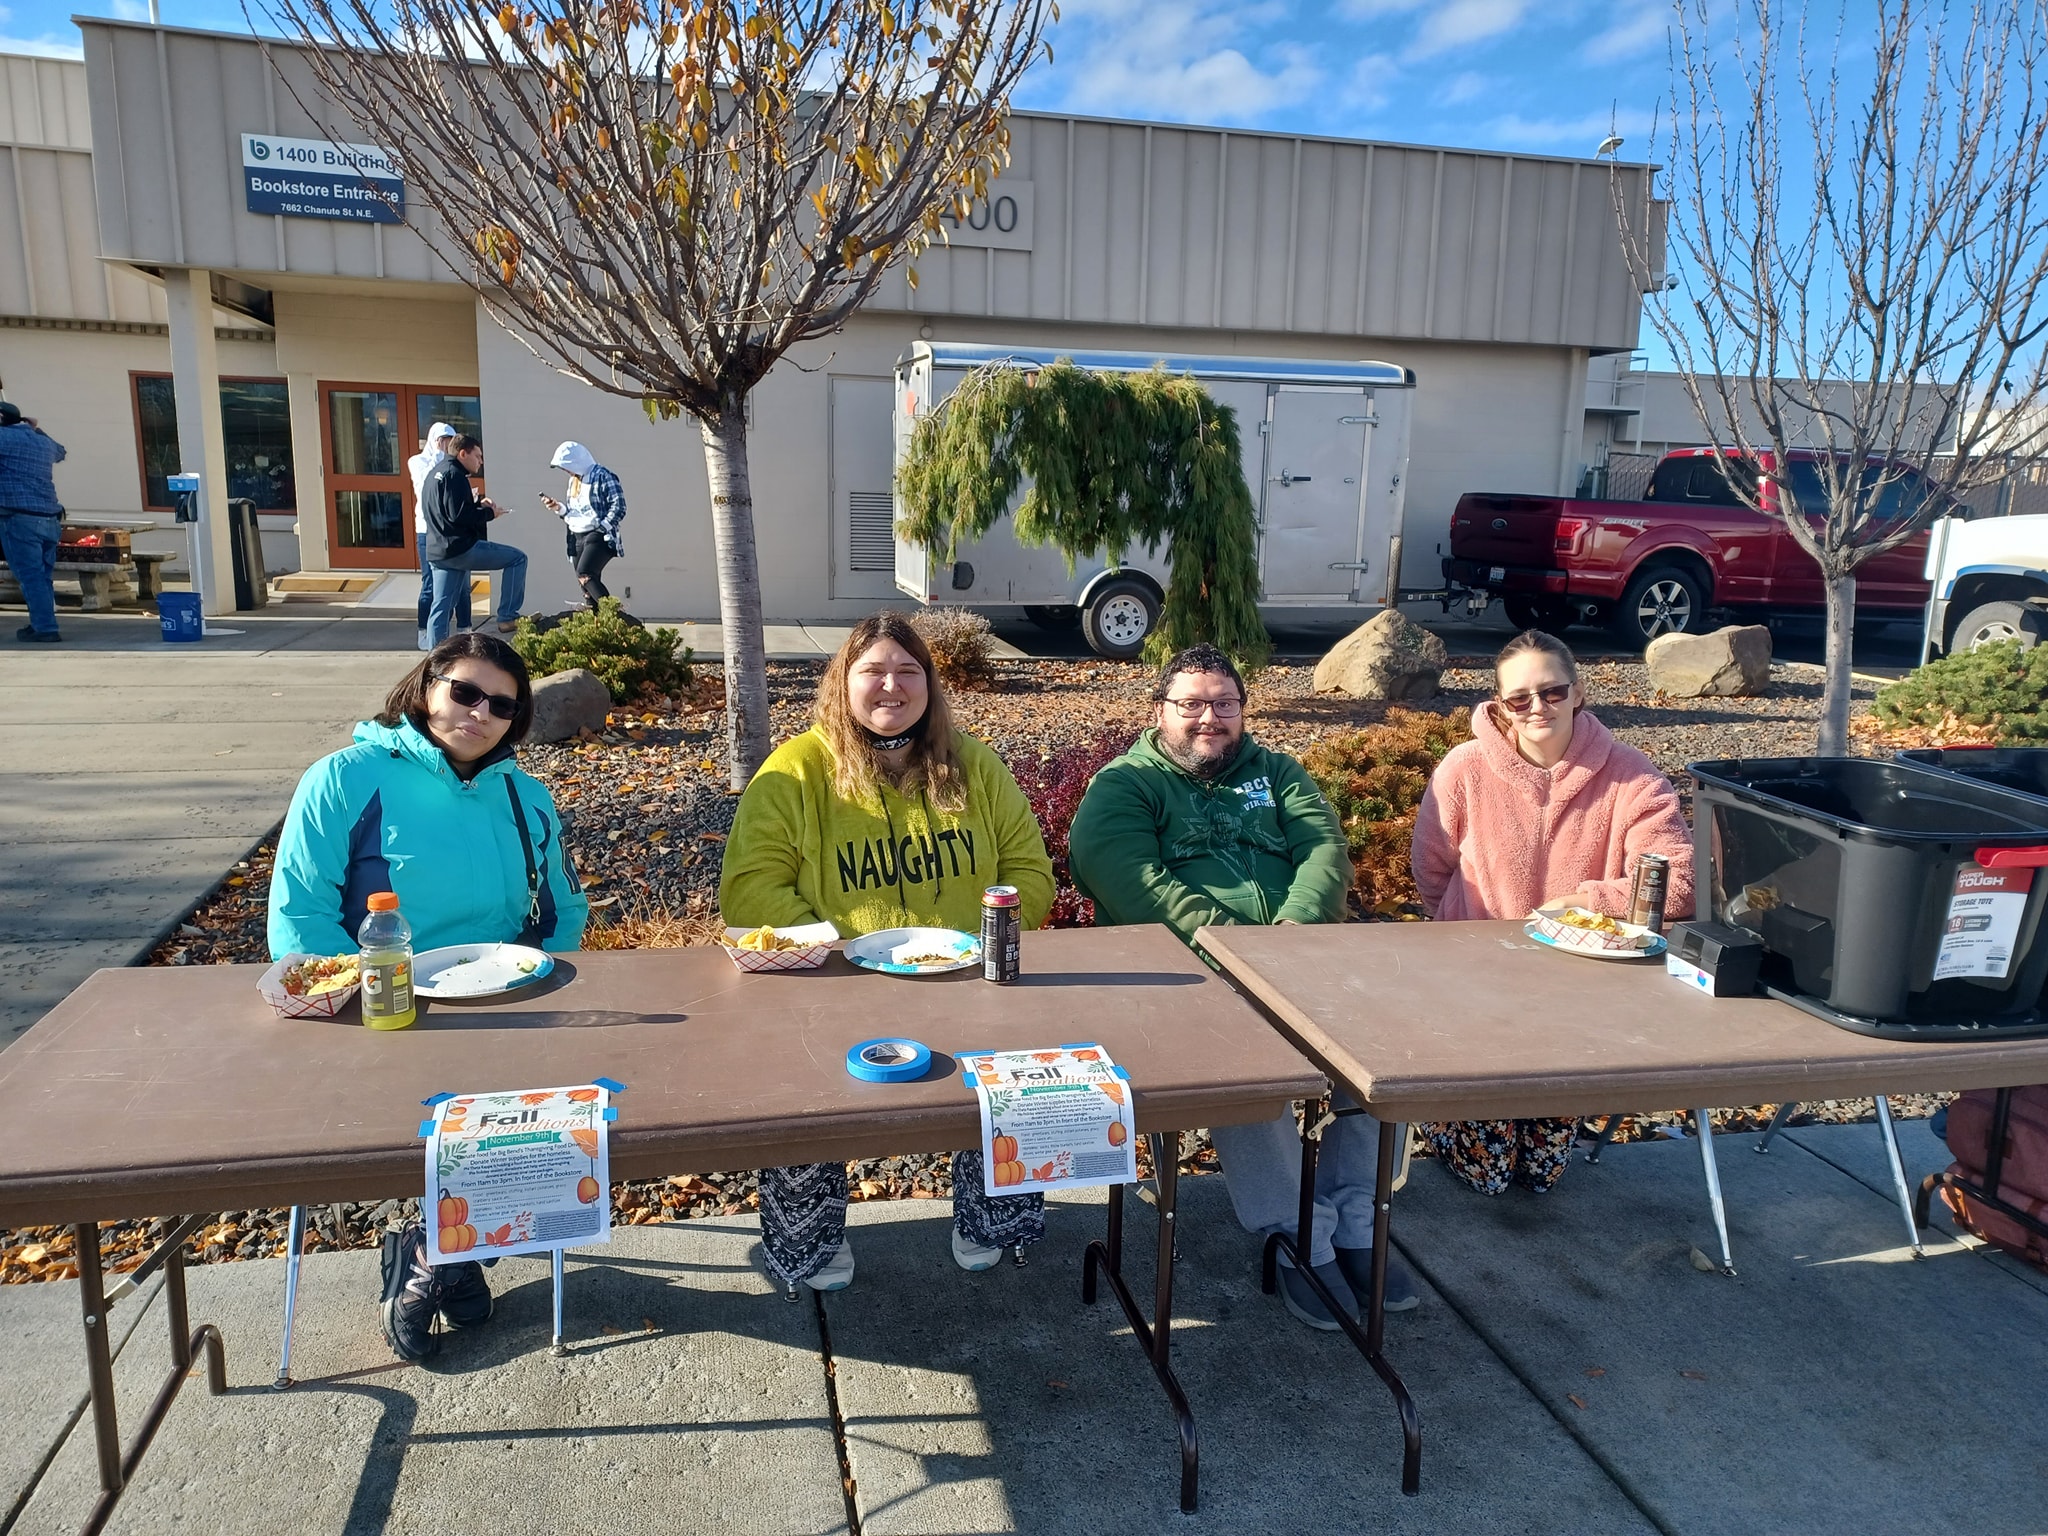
[846, 1037, 932, 1083]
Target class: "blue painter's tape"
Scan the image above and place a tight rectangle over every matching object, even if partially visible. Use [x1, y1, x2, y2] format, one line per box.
[1113, 1065, 1130, 1080]
[593, 1076, 627, 1093]
[847, 1038, 931, 1083]
[602, 1106, 618, 1121]
[418, 1120, 435, 1137]
[421, 1091, 455, 1107]
[962, 1072, 980, 1088]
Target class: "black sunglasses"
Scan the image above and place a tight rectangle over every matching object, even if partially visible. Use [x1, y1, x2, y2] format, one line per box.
[433, 673, 519, 720]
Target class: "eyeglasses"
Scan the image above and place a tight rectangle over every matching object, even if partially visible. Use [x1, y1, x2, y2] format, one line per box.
[434, 673, 519, 719]
[1498, 683, 1574, 713]
[1163, 696, 1243, 719]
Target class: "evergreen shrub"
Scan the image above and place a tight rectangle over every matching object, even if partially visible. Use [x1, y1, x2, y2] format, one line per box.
[511, 599, 693, 703]
[1872, 640, 2048, 742]
[1302, 707, 1473, 917]
[910, 607, 998, 692]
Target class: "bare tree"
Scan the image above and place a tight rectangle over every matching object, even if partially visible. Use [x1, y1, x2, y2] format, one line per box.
[258, 0, 1053, 785]
[1617, 0, 2048, 753]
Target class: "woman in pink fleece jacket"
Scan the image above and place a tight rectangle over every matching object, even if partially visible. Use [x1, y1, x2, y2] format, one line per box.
[1410, 630, 1694, 1195]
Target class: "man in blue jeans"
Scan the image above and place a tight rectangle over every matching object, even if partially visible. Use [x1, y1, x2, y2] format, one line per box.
[0, 403, 68, 644]
[422, 434, 525, 645]
[408, 420, 468, 648]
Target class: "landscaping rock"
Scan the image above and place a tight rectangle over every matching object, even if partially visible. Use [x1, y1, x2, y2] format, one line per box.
[1312, 610, 1448, 700]
[1645, 624, 1772, 697]
[530, 667, 612, 741]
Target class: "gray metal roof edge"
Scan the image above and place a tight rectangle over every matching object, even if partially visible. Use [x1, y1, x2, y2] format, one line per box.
[904, 341, 1414, 387]
[58, 20, 1662, 174]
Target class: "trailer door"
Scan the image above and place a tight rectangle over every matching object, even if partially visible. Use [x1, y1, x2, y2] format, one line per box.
[1260, 386, 1372, 601]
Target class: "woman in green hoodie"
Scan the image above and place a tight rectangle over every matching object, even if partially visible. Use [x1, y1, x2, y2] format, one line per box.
[720, 612, 1055, 1294]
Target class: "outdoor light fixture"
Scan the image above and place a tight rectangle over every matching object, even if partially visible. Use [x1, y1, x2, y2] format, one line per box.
[1595, 135, 1625, 158]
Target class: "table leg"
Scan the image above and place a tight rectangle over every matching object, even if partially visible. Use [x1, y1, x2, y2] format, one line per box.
[1081, 1133, 1198, 1513]
[1583, 1114, 1620, 1165]
[75, 1224, 122, 1499]
[274, 1204, 308, 1389]
[1755, 1100, 1798, 1154]
[1693, 1109, 1736, 1276]
[1262, 1105, 1422, 1496]
[1872, 1096, 1924, 1259]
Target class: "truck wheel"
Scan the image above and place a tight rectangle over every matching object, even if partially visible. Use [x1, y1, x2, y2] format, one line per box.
[1503, 596, 1574, 636]
[1952, 599, 2048, 653]
[1022, 604, 1081, 632]
[1610, 565, 1708, 649]
[1082, 579, 1159, 660]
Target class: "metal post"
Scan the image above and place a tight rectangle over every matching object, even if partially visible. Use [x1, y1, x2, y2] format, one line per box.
[1694, 1109, 1736, 1275]
[75, 1222, 122, 1496]
[550, 1247, 566, 1355]
[1755, 1101, 1798, 1153]
[1584, 1113, 1620, 1164]
[1149, 1133, 1179, 1371]
[1872, 1096, 1925, 1258]
[274, 1204, 307, 1389]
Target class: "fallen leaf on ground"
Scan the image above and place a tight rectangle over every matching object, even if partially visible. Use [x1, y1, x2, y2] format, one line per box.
[1680, 1370, 1707, 1382]
[1568, 1393, 1588, 1410]
[1585, 1366, 1606, 1377]
[601, 1323, 625, 1335]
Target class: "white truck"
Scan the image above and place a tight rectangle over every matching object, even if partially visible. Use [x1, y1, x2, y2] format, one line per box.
[1920, 508, 2048, 661]
[892, 342, 1416, 658]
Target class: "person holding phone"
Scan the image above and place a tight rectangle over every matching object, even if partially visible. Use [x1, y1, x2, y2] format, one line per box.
[538, 442, 626, 611]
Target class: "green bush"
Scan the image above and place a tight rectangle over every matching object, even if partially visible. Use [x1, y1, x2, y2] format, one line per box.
[511, 599, 693, 703]
[1873, 640, 2048, 742]
[1301, 707, 1473, 916]
[910, 607, 998, 692]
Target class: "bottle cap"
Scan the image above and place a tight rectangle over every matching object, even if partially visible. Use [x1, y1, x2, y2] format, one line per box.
[366, 892, 400, 911]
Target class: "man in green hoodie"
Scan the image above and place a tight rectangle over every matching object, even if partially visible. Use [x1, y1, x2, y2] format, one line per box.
[1069, 643, 1419, 1330]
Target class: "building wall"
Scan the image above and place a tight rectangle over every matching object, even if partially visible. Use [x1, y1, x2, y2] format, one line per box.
[477, 308, 1586, 619]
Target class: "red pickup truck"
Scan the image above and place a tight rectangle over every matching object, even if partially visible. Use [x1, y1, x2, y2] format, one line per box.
[1443, 448, 1938, 648]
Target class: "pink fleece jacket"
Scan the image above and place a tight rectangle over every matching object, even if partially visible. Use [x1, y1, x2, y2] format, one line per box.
[1411, 703, 1695, 922]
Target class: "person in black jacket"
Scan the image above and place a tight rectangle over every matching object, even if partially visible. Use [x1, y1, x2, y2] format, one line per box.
[423, 435, 527, 644]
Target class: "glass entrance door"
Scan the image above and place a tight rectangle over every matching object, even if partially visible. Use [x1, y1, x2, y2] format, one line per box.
[320, 382, 482, 570]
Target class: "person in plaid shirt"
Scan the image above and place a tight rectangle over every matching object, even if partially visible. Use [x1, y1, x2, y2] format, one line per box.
[0, 402, 67, 643]
[540, 442, 626, 611]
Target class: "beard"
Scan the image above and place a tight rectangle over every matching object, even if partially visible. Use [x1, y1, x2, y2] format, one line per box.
[1158, 724, 1240, 780]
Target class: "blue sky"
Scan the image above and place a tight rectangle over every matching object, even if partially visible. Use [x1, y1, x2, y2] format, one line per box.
[2, 0, 1675, 163]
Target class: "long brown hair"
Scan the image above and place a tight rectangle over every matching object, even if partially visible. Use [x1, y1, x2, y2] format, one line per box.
[377, 632, 535, 748]
[814, 612, 967, 812]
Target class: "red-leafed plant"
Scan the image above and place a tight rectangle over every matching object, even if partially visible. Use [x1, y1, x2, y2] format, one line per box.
[1004, 729, 1136, 927]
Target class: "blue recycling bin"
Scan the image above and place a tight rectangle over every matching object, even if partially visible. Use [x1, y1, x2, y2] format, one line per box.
[159, 591, 203, 642]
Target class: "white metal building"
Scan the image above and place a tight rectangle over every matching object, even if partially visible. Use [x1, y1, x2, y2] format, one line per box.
[0, 23, 1663, 619]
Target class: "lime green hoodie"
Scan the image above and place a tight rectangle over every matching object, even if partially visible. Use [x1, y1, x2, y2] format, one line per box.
[719, 727, 1055, 938]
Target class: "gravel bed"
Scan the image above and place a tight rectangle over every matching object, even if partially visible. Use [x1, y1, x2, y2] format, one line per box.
[5, 651, 1948, 1283]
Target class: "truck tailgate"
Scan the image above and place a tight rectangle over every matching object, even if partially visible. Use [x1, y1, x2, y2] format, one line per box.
[1450, 494, 1565, 567]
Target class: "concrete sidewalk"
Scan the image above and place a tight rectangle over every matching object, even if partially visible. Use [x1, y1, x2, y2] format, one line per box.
[0, 611, 414, 1045]
[5, 1126, 2041, 1534]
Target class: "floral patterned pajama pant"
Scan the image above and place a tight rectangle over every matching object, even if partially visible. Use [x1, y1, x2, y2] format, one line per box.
[1422, 1117, 1577, 1196]
[758, 1148, 1045, 1286]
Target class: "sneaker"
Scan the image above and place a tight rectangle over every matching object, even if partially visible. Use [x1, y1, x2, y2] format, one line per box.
[951, 1229, 1004, 1273]
[437, 1260, 494, 1329]
[16, 626, 59, 643]
[416, 628, 431, 652]
[1275, 1255, 1359, 1332]
[802, 1238, 855, 1293]
[1335, 1245, 1422, 1313]
[379, 1223, 442, 1360]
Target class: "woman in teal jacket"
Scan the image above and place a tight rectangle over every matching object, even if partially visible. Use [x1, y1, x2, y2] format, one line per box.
[268, 632, 588, 960]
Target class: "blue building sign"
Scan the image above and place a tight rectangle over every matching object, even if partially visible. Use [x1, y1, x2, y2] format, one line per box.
[241, 134, 404, 225]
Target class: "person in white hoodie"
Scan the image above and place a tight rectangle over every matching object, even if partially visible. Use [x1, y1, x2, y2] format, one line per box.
[408, 422, 468, 648]
[539, 441, 626, 611]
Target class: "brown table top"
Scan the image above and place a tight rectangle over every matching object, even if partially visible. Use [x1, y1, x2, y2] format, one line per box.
[1196, 920, 2048, 1123]
[0, 926, 1322, 1227]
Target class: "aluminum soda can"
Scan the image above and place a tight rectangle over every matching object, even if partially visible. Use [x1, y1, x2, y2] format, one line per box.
[1629, 853, 1670, 935]
[981, 886, 1021, 983]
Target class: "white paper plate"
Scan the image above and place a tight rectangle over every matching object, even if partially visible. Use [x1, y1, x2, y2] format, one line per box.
[413, 943, 556, 998]
[843, 927, 981, 976]
[1523, 913, 1667, 961]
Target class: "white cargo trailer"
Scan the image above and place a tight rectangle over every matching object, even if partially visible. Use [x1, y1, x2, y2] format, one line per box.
[892, 342, 1416, 657]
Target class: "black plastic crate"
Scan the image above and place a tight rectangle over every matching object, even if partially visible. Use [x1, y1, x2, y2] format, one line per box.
[1688, 757, 2048, 1038]
[1896, 747, 2048, 804]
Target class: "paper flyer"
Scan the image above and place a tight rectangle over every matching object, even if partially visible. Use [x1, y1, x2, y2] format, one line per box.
[424, 1085, 611, 1264]
[1934, 864, 2035, 981]
[961, 1045, 1138, 1198]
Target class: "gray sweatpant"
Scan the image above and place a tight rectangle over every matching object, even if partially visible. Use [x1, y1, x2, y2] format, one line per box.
[1210, 1097, 1389, 1270]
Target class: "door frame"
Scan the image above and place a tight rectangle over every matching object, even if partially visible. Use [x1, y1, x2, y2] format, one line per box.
[318, 381, 480, 571]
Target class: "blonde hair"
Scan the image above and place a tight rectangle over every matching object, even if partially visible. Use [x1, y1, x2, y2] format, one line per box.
[814, 612, 968, 813]
[1490, 628, 1582, 731]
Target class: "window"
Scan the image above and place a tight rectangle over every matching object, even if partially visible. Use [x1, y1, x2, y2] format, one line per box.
[132, 374, 296, 513]
[1646, 454, 1754, 505]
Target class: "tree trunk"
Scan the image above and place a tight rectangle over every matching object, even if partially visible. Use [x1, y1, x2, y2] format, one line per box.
[700, 396, 772, 790]
[1817, 570, 1856, 757]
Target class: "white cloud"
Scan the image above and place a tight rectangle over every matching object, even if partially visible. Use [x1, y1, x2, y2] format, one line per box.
[1336, 0, 1431, 14]
[1583, 5, 1669, 64]
[1407, 0, 1531, 59]
[1043, 0, 1324, 125]
[0, 2, 81, 55]
[1479, 106, 1657, 150]
[1436, 69, 1489, 104]
[108, 0, 151, 21]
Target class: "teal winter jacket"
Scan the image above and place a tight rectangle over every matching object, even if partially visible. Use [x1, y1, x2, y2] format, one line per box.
[267, 719, 588, 960]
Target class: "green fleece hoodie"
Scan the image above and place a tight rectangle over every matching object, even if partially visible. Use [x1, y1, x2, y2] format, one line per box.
[719, 727, 1054, 938]
[1068, 729, 1349, 943]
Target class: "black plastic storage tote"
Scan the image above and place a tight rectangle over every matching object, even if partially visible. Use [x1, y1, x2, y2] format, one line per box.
[1688, 757, 2048, 1038]
[1896, 747, 2048, 804]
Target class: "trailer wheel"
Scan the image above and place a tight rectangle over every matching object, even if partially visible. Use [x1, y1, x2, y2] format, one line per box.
[1952, 599, 2048, 653]
[1082, 579, 1159, 660]
[1022, 604, 1081, 632]
[1609, 563, 1709, 649]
